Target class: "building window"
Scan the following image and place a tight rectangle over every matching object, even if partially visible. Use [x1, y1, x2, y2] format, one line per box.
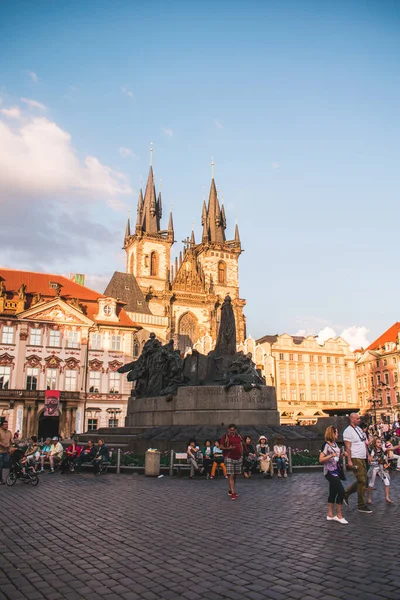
[279, 353, 284, 360]
[30, 329, 42, 346]
[111, 335, 122, 351]
[150, 252, 158, 277]
[108, 418, 119, 428]
[335, 357, 339, 364]
[290, 388, 297, 401]
[320, 389, 326, 401]
[281, 388, 287, 401]
[387, 395, 391, 406]
[90, 333, 102, 350]
[298, 355, 303, 363]
[377, 374, 381, 385]
[300, 392, 305, 401]
[46, 369, 57, 390]
[1, 326, 14, 344]
[218, 261, 226, 284]
[0, 366, 11, 390]
[358, 378, 361, 388]
[289, 368, 295, 380]
[384, 372, 389, 385]
[89, 371, 101, 393]
[319, 370, 324, 381]
[109, 372, 120, 394]
[48, 330, 61, 347]
[338, 390, 343, 402]
[327, 357, 331, 364]
[318, 356, 322, 363]
[311, 389, 317, 402]
[394, 372, 398, 383]
[345, 374, 350, 385]
[328, 370, 333, 382]
[280, 369, 286, 380]
[311, 370, 316, 381]
[289, 354, 294, 361]
[309, 355, 314, 362]
[67, 331, 80, 349]
[336, 371, 342, 381]
[383, 359, 387, 366]
[65, 369, 77, 391]
[88, 419, 98, 431]
[299, 369, 304, 381]
[26, 367, 39, 391]
[329, 389, 335, 402]
[393, 357, 397, 364]
[376, 360, 380, 368]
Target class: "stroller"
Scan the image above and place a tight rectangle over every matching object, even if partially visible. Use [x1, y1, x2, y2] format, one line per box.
[7, 447, 39, 486]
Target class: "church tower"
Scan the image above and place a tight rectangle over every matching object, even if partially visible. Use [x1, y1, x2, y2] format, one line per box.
[123, 152, 174, 317]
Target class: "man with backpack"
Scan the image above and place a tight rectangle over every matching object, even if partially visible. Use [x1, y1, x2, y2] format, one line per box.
[220, 424, 243, 501]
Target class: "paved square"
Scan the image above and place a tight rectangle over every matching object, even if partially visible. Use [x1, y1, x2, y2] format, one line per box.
[0, 471, 399, 600]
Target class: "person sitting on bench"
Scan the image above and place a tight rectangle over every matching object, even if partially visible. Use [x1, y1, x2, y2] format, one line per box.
[75, 440, 96, 473]
[210, 440, 228, 479]
[92, 438, 109, 475]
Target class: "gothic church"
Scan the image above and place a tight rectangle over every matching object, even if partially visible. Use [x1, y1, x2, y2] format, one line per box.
[105, 159, 246, 353]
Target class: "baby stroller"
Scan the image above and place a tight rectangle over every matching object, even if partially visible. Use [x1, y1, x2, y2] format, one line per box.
[7, 448, 39, 486]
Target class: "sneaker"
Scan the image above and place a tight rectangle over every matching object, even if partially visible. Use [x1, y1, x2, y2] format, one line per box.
[334, 517, 348, 524]
[358, 506, 373, 513]
[231, 492, 238, 501]
[40, 469, 44, 473]
[326, 516, 335, 521]
[283, 472, 288, 478]
[343, 493, 349, 506]
[228, 490, 232, 496]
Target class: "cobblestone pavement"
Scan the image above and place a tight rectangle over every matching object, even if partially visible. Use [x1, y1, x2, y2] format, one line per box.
[1, 470, 400, 600]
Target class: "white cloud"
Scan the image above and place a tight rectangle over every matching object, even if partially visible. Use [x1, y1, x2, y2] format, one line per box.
[214, 119, 223, 129]
[316, 326, 337, 345]
[119, 146, 134, 158]
[272, 162, 280, 169]
[29, 71, 39, 83]
[21, 97, 46, 110]
[121, 86, 134, 99]
[340, 326, 370, 350]
[0, 108, 132, 202]
[0, 106, 21, 119]
[85, 274, 111, 294]
[162, 127, 173, 137]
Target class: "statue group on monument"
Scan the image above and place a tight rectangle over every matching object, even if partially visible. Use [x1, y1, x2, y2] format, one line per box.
[119, 295, 265, 399]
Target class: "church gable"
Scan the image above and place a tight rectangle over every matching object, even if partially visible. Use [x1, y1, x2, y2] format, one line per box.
[18, 298, 93, 326]
[172, 251, 205, 294]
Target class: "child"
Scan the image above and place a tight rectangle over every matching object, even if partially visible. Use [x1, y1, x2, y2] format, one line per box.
[367, 438, 392, 505]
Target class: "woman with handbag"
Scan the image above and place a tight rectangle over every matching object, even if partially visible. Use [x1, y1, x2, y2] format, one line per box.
[256, 436, 273, 477]
[319, 426, 348, 524]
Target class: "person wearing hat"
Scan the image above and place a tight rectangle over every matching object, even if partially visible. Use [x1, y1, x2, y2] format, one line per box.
[256, 436, 273, 477]
[48, 437, 64, 473]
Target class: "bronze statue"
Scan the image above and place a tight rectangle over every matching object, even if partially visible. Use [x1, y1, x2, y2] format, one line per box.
[214, 295, 236, 356]
[18, 283, 26, 301]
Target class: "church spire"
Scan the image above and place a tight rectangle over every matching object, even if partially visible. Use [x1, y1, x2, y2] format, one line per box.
[207, 167, 225, 243]
[234, 220, 241, 246]
[141, 166, 159, 233]
[136, 189, 144, 231]
[190, 228, 195, 246]
[124, 210, 131, 243]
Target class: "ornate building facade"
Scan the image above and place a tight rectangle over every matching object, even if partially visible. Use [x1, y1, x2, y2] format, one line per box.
[0, 269, 140, 439]
[105, 160, 246, 352]
[355, 322, 400, 423]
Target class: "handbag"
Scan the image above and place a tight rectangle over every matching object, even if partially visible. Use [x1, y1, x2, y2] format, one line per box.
[337, 461, 346, 481]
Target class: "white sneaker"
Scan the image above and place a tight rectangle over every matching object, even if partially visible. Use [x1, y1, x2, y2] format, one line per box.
[326, 516, 335, 521]
[334, 516, 348, 524]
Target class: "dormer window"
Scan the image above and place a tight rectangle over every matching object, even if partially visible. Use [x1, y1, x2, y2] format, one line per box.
[103, 305, 112, 316]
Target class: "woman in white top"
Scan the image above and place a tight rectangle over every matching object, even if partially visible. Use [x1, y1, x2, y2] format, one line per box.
[273, 436, 288, 478]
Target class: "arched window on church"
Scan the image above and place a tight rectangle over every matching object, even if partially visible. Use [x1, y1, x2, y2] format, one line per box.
[218, 260, 226, 284]
[129, 253, 135, 274]
[150, 252, 158, 276]
[133, 336, 140, 357]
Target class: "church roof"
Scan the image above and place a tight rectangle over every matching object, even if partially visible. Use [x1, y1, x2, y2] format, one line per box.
[104, 272, 151, 315]
[0, 268, 136, 327]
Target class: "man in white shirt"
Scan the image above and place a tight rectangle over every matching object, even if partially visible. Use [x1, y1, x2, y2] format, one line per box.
[343, 413, 372, 514]
[48, 437, 63, 473]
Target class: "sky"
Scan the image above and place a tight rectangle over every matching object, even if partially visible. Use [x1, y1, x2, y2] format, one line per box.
[0, 0, 399, 349]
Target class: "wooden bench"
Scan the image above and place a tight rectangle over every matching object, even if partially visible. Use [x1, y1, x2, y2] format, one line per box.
[169, 451, 191, 476]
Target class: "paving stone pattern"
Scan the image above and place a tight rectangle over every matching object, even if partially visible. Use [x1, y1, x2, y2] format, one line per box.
[0, 471, 400, 600]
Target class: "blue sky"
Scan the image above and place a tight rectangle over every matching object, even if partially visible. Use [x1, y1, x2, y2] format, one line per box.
[0, 0, 399, 347]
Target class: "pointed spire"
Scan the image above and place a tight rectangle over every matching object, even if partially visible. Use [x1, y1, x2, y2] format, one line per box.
[142, 166, 159, 233]
[207, 175, 225, 243]
[220, 204, 227, 229]
[136, 189, 144, 229]
[190, 229, 195, 246]
[179, 251, 183, 267]
[234, 220, 241, 245]
[124, 210, 131, 240]
[168, 210, 174, 232]
[157, 191, 162, 219]
[175, 256, 178, 273]
[171, 264, 175, 281]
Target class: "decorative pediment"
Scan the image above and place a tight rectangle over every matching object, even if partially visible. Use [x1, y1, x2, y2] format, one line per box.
[25, 354, 41, 368]
[173, 251, 205, 294]
[64, 357, 80, 370]
[107, 360, 124, 373]
[89, 359, 104, 372]
[0, 353, 14, 366]
[44, 355, 63, 369]
[19, 298, 93, 326]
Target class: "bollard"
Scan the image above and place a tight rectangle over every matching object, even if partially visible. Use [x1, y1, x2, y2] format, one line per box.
[288, 446, 293, 474]
[117, 448, 121, 474]
[169, 449, 174, 477]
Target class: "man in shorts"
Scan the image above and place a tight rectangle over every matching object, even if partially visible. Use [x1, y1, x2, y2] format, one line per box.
[220, 424, 243, 501]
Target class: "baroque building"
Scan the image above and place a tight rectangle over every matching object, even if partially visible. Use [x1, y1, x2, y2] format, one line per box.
[105, 158, 246, 352]
[0, 269, 140, 439]
[355, 322, 400, 424]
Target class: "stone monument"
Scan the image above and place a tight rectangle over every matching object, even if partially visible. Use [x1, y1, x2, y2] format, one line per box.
[119, 295, 280, 429]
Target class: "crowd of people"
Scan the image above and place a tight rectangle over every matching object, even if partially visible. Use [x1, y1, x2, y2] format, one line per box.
[186, 428, 289, 499]
[320, 413, 400, 525]
[0, 420, 110, 483]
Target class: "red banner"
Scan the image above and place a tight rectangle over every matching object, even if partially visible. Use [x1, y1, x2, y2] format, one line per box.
[44, 390, 60, 417]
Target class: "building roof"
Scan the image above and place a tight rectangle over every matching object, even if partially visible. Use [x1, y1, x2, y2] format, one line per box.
[0, 268, 137, 328]
[256, 334, 279, 345]
[103, 272, 151, 315]
[367, 322, 400, 351]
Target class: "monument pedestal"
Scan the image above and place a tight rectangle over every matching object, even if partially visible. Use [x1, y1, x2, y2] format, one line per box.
[126, 385, 280, 428]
